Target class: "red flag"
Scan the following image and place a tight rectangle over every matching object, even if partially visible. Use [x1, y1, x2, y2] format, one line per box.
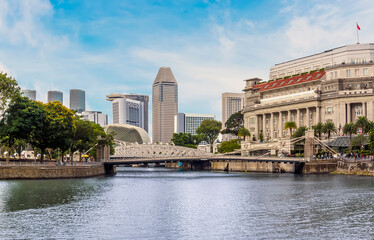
[357, 23, 361, 30]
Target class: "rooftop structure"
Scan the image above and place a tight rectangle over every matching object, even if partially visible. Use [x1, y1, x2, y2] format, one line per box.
[270, 43, 374, 80]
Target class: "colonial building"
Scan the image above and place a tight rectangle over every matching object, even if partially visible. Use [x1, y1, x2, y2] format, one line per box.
[243, 43, 374, 143]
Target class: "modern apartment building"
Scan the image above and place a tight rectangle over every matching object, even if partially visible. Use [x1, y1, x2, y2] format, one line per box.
[106, 93, 149, 132]
[81, 111, 108, 127]
[48, 90, 63, 104]
[70, 89, 85, 113]
[22, 90, 36, 101]
[243, 43, 374, 142]
[152, 67, 178, 143]
[222, 92, 244, 141]
[174, 113, 215, 135]
[111, 98, 144, 129]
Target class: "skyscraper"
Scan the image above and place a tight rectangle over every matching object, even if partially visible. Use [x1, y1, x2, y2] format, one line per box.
[174, 113, 215, 135]
[70, 89, 85, 113]
[222, 92, 244, 141]
[48, 91, 63, 104]
[152, 67, 178, 143]
[22, 90, 36, 101]
[106, 93, 149, 132]
[81, 111, 108, 127]
[111, 98, 144, 128]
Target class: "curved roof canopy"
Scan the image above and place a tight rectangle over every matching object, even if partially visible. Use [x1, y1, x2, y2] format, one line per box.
[104, 124, 151, 144]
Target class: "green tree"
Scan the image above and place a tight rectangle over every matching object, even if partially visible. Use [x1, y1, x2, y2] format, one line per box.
[352, 134, 366, 151]
[217, 139, 241, 153]
[323, 121, 337, 142]
[368, 129, 374, 153]
[292, 126, 308, 138]
[171, 132, 203, 148]
[238, 127, 251, 141]
[196, 119, 222, 153]
[0, 72, 21, 113]
[284, 121, 297, 137]
[221, 111, 243, 136]
[0, 96, 45, 162]
[343, 122, 357, 150]
[312, 122, 324, 139]
[355, 116, 371, 134]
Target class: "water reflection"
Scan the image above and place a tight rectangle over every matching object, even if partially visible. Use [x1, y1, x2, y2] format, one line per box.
[0, 178, 103, 212]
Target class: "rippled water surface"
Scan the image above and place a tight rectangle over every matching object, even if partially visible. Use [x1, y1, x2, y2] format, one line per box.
[0, 168, 373, 239]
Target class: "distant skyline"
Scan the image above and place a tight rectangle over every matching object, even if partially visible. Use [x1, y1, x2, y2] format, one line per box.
[1, 0, 374, 127]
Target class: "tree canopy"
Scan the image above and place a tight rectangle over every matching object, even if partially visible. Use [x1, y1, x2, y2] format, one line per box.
[221, 111, 243, 136]
[196, 119, 222, 153]
[284, 121, 297, 137]
[171, 132, 203, 148]
[292, 126, 308, 138]
[217, 139, 241, 153]
[0, 72, 21, 112]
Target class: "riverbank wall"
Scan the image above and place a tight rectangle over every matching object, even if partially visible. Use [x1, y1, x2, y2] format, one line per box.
[336, 160, 374, 176]
[165, 159, 337, 174]
[0, 163, 106, 180]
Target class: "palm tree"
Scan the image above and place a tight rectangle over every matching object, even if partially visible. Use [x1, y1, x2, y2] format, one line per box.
[323, 121, 337, 142]
[343, 122, 357, 150]
[355, 116, 371, 134]
[238, 127, 251, 141]
[312, 122, 324, 139]
[284, 121, 297, 137]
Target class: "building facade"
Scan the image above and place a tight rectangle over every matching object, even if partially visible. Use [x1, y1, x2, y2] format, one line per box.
[243, 43, 374, 143]
[22, 90, 36, 101]
[111, 98, 144, 129]
[174, 113, 215, 135]
[222, 92, 244, 141]
[106, 93, 149, 132]
[70, 89, 85, 113]
[81, 111, 108, 127]
[152, 67, 178, 143]
[48, 90, 63, 104]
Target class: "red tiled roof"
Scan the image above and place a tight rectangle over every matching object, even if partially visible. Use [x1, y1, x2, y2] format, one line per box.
[254, 71, 325, 92]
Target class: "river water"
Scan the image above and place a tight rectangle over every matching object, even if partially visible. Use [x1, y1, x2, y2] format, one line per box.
[0, 168, 373, 239]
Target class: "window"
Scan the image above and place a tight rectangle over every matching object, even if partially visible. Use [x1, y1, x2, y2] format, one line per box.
[288, 79, 294, 84]
[250, 117, 255, 123]
[316, 73, 321, 78]
[296, 77, 302, 82]
[280, 81, 285, 86]
[298, 89, 302, 93]
[356, 84, 360, 89]
[355, 69, 360, 76]
[363, 68, 368, 76]
[264, 84, 269, 89]
[272, 83, 276, 87]
[330, 72, 333, 78]
[306, 76, 312, 80]
[334, 71, 338, 78]
[346, 69, 351, 77]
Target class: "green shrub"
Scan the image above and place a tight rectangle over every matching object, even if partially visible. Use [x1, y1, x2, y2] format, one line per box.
[217, 139, 241, 153]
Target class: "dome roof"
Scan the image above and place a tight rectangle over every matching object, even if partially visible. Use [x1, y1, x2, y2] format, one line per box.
[104, 124, 151, 144]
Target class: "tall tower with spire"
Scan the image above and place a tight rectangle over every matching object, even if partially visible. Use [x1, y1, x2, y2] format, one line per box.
[152, 67, 178, 143]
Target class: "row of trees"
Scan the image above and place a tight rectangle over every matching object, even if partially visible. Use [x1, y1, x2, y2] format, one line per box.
[0, 73, 114, 161]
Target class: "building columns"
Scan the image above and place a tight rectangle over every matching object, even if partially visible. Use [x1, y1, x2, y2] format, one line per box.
[270, 113, 274, 139]
[363, 102, 366, 117]
[316, 106, 320, 123]
[347, 103, 351, 123]
[262, 114, 266, 137]
[306, 107, 310, 128]
[279, 112, 283, 138]
[296, 109, 300, 128]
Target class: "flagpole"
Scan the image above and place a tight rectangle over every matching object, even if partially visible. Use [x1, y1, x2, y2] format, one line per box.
[356, 22, 359, 44]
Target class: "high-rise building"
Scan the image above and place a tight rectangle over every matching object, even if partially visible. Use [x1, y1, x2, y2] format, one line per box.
[70, 89, 85, 113]
[174, 113, 215, 135]
[152, 67, 178, 143]
[222, 92, 244, 141]
[111, 98, 144, 128]
[81, 111, 108, 127]
[106, 93, 149, 132]
[22, 90, 36, 101]
[48, 91, 63, 104]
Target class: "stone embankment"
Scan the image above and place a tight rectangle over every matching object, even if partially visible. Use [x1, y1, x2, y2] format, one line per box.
[335, 160, 374, 176]
[0, 163, 106, 179]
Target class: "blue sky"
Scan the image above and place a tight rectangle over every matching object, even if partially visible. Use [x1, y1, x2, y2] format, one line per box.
[1, 0, 374, 132]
